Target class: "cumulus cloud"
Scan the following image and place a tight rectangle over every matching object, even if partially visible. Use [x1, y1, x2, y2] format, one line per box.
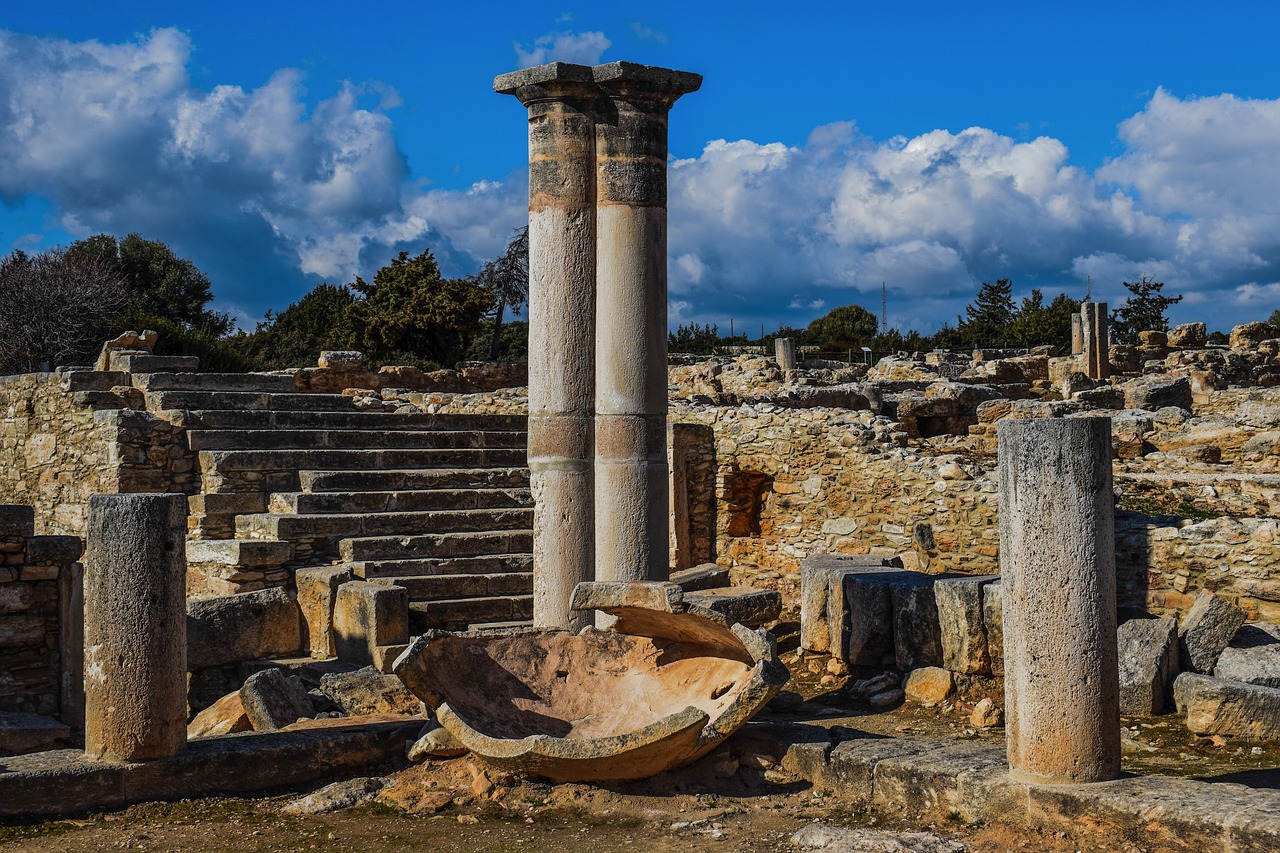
[5, 27, 1280, 334]
[513, 30, 611, 68]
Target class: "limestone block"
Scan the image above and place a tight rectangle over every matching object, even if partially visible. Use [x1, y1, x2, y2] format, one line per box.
[1214, 622, 1280, 689]
[684, 586, 781, 628]
[669, 563, 730, 592]
[1168, 322, 1207, 349]
[842, 571, 897, 666]
[1174, 672, 1280, 740]
[187, 690, 252, 738]
[903, 667, 954, 705]
[934, 575, 998, 674]
[318, 666, 422, 716]
[0, 712, 70, 754]
[1179, 590, 1247, 673]
[1123, 375, 1193, 412]
[799, 555, 902, 656]
[407, 720, 468, 760]
[238, 668, 313, 731]
[889, 576, 943, 671]
[0, 506, 34, 538]
[186, 587, 303, 670]
[295, 566, 353, 658]
[23, 535, 82, 566]
[317, 350, 365, 370]
[1230, 322, 1278, 351]
[333, 582, 408, 667]
[1117, 616, 1179, 715]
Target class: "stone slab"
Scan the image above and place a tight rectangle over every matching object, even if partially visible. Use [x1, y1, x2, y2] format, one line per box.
[683, 586, 782, 628]
[0, 718, 417, 819]
[187, 587, 303, 670]
[0, 712, 70, 755]
[1216, 623, 1280, 689]
[871, 741, 1009, 819]
[799, 555, 902, 656]
[1117, 616, 1179, 715]
[669, 563, 730, 592]
[1174, 672, 1280, 740]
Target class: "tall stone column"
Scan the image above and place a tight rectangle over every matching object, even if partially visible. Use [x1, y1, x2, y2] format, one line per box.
[997, 418, 1120, 783]
[1070, 313, 1083, 356]
[592, 62, 701, 584]
[495, 63, 599, 629]
[1090, 302, 1110, 380]
[84, 494, 188, 762]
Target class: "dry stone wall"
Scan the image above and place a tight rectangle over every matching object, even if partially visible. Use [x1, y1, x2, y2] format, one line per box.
[0, 372, 193, 537]
[0, 505, 82, 722]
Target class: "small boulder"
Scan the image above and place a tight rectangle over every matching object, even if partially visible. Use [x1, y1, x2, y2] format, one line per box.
[1230, 322, 1278, 351]
[1168, 322, 1207, 349]
[239, 668, 314, 731]
[187, 690, 252, 738]
[1214, 622, 1280, 689]
[1179, 591, 1247, 673]
[903, 667, 953, 705]
[407, 719, 469, 760]
[281, 777, 384, 815]
[971, 697, 1002, 728]
[318, 666, 422, 716]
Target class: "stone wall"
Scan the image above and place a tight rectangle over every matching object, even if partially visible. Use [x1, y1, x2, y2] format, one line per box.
[0, 372, 192, 537]
[0, 505, 83, 723]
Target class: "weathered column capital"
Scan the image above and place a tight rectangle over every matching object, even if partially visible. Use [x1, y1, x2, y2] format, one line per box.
[591, 61, 702, 107]
[494, 61, 599, 104]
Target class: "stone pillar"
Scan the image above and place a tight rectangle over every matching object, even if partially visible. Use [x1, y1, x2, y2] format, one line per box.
[84, 494, 187, 762]
[1090, 301, 1110, 380]
[495, 63, 599, 629]
[997, 418, 1120, 784]
[593, 61, 701, 585]
[1080, 302, 1110, 380]
[775, 337, 797, 372]
[1070, 313, 1082, 356]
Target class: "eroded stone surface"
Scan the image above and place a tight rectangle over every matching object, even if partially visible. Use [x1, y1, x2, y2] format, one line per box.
[1180, 591, 1247, 673]
[1174, 672, 1280, 740]
[1117, 616, 1179, 715]
[239, 668, 313, 732]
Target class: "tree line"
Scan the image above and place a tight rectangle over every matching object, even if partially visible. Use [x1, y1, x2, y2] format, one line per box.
[0, 229, 530, 375]
[670, 276, 1197, 356]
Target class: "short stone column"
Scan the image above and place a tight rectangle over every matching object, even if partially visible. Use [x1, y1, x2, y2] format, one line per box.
[997, 418, 1120, 783]
[592, 61, 701, 584]
[775, 337, 797, 372]
[84, 494, 188, 762]
[495, 63, 599, 629]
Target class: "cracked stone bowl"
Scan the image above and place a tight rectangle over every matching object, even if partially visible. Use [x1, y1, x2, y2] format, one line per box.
[393, 581, 790, 782]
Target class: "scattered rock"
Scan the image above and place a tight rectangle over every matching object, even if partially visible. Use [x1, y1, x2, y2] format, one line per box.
[407, 719, 469, 760]
[1117, 616, 1179, 715]
[1215, 623, 1280, 689]
[187, 690, 252, 738]
[1179, 591, 1247, 673]
[868, 688, 904, 708]
[1123, 375, 1193, 412]
[767, 690, 804, 714]
[970, 697, 1002, 728]
[903, 667, 954, 706]
[1168, 322, 1207, 349]
[318, 666, 422, 716]
[1174, 672, 1280, 741]
[281, 776, 384, 815]
[790, 822, 967, 851]
[239, 668, 314, 731]
[1230, 322, 1278, 351]
[850, 672, 899, 697]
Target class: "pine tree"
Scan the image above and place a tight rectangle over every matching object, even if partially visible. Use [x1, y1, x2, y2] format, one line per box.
[959, 279, 1015, 345]
[1110, 276, 1183, 344]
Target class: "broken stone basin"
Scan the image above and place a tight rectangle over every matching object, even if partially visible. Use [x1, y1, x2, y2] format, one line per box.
[394, 581, 790, 782]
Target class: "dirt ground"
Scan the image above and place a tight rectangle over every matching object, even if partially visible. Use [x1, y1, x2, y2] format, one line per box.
[1, 644, 1276, 852]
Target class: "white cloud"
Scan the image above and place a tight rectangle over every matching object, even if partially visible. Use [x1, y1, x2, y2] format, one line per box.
[513, 30, 611, 68]
[630, 22, 669, 44]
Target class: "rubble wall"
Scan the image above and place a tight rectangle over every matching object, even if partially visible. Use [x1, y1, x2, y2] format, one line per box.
[0, 507, 82, 721]
[0, 374, 193, 537]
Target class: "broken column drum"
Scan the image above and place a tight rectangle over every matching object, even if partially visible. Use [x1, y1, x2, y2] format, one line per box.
[998, 417, 1120, 784]
[495, 64, 600, 630]
[775, 337, 798, 372]
[83, 493, 188, 762]
[593, 62, 701, 585]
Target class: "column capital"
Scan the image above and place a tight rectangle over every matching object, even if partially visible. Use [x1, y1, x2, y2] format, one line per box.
[592, 61, 702, 108]
[494, 62, 598, 104]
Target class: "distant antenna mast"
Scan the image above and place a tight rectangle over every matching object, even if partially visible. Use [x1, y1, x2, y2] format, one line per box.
[1085, 275, 1092, 302]
[881, 282, 888, 331]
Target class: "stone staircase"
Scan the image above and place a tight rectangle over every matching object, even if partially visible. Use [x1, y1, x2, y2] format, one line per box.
[140, 371, 534, 632]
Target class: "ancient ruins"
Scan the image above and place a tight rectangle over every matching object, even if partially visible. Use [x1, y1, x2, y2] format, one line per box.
[1, 59, 1280, 850]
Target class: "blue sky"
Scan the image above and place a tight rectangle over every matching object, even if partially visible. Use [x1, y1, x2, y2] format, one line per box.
[3, 2, 1280, 335]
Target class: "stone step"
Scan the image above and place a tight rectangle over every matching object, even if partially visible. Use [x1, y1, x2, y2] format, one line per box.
[147, 390, 357, 412]
[109, 354, 200, 373]
[408, 595, 533, 632]
[201, 447, 527, 475]
[134, 372, 299, 393]
[466, 619, 535, 632]
[185, 539, 295, 567]
[300, 467, 530, 493]
[269, 488, 532, 515]
[353, 554, 533, 580]
[236, 507, 533, 541]
[187, 428, 527, 451]
[340, 529, 533, 562]
[368, 571, 532, 601]
[174, 409, 527, 433]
